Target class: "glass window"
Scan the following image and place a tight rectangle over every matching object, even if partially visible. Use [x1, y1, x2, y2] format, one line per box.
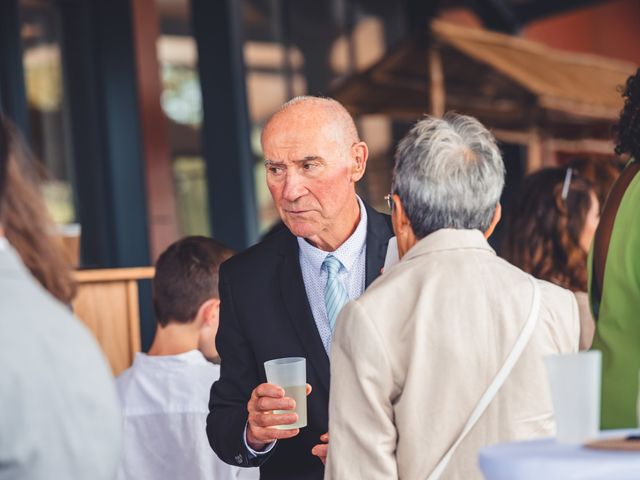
[20, 0, 76, 225]
[157, 0, 211, 236]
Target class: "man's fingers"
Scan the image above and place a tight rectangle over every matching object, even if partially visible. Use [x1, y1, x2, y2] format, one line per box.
[320, 432, 329, 443]
[249, 411, 299, 429]
[311, 443, 329, 465]
[305, 383, 312, 396]
[253, 383, 285, 399]
[254, 396, 295, 413]
[311, 444, 328, 455]
[251, 425, 301, 443]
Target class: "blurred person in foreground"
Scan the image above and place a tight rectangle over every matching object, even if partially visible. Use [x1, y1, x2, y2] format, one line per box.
[0, 114, 122, 478]
[590, 67, 640, 429]
[503, 167, 600, 350]
[116, 236, 257, 480]
[207, 96, 393, 480]
[0, 123, 76, 304]
[326, 113, 579, 480]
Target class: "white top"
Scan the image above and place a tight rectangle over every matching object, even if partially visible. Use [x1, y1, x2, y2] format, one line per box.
[116, 350, 258, 480]
[297, 196, 368, 353]
[0, 240, 122, 479]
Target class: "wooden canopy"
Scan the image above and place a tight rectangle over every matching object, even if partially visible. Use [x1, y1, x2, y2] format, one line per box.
[330, 19, 636, 146]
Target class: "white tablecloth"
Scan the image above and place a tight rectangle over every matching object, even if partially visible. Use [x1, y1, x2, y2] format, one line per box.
[479, 430, 640, 480]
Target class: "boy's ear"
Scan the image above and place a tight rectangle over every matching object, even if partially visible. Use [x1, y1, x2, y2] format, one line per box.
[196, 298, 220, 326]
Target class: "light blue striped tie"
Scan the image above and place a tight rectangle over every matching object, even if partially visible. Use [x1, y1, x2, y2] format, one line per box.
[322, 254, 350, 332]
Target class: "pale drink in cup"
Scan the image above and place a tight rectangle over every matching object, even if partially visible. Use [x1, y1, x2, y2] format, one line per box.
[264, 357, 307, 430]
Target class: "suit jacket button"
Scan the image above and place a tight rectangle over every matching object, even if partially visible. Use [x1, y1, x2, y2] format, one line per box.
[235, 454, 243, 464]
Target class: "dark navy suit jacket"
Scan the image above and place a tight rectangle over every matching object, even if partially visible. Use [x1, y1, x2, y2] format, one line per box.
[207, 203, 393, 480]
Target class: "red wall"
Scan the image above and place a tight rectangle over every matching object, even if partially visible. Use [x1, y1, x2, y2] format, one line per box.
[524, 0, 640, 65]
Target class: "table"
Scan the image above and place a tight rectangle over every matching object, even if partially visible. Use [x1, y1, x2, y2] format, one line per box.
[479, 430, 640, 479]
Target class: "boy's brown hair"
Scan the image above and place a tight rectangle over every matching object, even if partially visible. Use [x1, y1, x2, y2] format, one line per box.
[153, 236, 233, 327]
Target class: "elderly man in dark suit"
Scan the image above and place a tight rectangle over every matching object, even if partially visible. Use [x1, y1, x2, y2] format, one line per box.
[206, 96, 393, 480]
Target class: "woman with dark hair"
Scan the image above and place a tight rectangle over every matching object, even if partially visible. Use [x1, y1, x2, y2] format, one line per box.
[0, 121, 76, 303]
[503, 167, 599, 350]
[590, 67, 640, 429]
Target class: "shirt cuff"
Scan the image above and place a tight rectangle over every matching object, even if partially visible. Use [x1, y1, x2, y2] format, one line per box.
[243, 422, 276, 458]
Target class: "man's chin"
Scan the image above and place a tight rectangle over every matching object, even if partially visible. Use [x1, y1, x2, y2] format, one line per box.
[282, 219, 319, 239]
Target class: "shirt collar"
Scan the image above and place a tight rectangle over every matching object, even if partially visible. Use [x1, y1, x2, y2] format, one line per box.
[297, 196, 368, 274]
[133, 349, 209, 367]
[0, 237, 8, 252]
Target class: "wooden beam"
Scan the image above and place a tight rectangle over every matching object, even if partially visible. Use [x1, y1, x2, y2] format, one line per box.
[74, 267, 155, 283]
[546, 137, 615, 156]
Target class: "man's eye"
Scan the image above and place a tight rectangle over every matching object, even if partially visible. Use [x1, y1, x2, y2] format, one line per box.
[302, 162, 318, 171]
[268, 166, 284, 175]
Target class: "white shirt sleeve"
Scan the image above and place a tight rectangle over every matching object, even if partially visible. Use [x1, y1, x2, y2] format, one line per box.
[242, 422, 276, 457]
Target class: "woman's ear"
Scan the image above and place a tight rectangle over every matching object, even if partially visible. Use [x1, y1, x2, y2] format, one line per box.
[391, 194, 417, 258]
[484, 203, 502, 239]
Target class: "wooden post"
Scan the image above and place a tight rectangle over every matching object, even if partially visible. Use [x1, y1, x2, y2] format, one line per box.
[428, 43, 445, 118]
[527, 129, 543, 173]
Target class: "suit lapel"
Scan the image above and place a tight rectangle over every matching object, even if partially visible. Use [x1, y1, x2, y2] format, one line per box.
[364, 204, 393, 287]
[277, 234, 331, 393]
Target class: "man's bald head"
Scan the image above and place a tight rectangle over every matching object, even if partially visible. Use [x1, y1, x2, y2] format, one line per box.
[261, 96, 369, 251]
[262, 96, 360, 151]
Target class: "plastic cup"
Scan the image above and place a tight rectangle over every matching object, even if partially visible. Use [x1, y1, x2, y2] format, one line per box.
[264, 357, 307, 430]
[544, 350, 601, 443]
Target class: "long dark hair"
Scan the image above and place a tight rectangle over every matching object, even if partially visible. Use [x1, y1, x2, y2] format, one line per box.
[502, 167, 594, 292]
[614, 67, 640, 161]
[0, 117, 77, 303]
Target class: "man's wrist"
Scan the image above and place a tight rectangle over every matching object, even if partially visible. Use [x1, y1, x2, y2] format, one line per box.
[247, 434, 268, 452]
[243, 423, 276, 457]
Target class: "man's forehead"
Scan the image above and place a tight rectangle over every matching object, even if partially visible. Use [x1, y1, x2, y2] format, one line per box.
[263, 117, 345, 150]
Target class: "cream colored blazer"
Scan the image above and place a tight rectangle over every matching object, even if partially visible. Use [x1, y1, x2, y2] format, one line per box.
[326, 229, 579, 480]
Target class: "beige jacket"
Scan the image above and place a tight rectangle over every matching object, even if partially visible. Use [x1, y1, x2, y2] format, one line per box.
[325, 229, 579, 480]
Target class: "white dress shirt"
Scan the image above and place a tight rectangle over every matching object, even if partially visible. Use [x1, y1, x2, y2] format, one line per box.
[116, 350, 258, 480]
[297, 196, 368, 353]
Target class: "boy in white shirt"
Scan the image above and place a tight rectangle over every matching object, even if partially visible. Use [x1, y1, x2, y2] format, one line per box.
[116, 236, 258, 480]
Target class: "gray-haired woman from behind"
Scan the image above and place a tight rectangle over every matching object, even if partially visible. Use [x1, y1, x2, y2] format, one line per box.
[326, 113, 579, 480]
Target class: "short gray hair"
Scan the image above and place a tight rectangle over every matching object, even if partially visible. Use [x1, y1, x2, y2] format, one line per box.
[391, 113, 505, 238]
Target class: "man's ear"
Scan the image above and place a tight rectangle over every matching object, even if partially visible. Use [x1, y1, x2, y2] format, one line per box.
[350, 141, 368, 182]
[484, 203, 502, 239]
[196, 298, 221, 327]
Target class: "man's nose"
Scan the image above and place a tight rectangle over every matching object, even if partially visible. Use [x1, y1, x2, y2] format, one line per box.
[282, 172, 307, 202]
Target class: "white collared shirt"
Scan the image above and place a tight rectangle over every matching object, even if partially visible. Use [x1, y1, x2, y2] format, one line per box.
[0, 237, 8, 251]
[297, 196, 368, 353]
[116, 350, 258, 480]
